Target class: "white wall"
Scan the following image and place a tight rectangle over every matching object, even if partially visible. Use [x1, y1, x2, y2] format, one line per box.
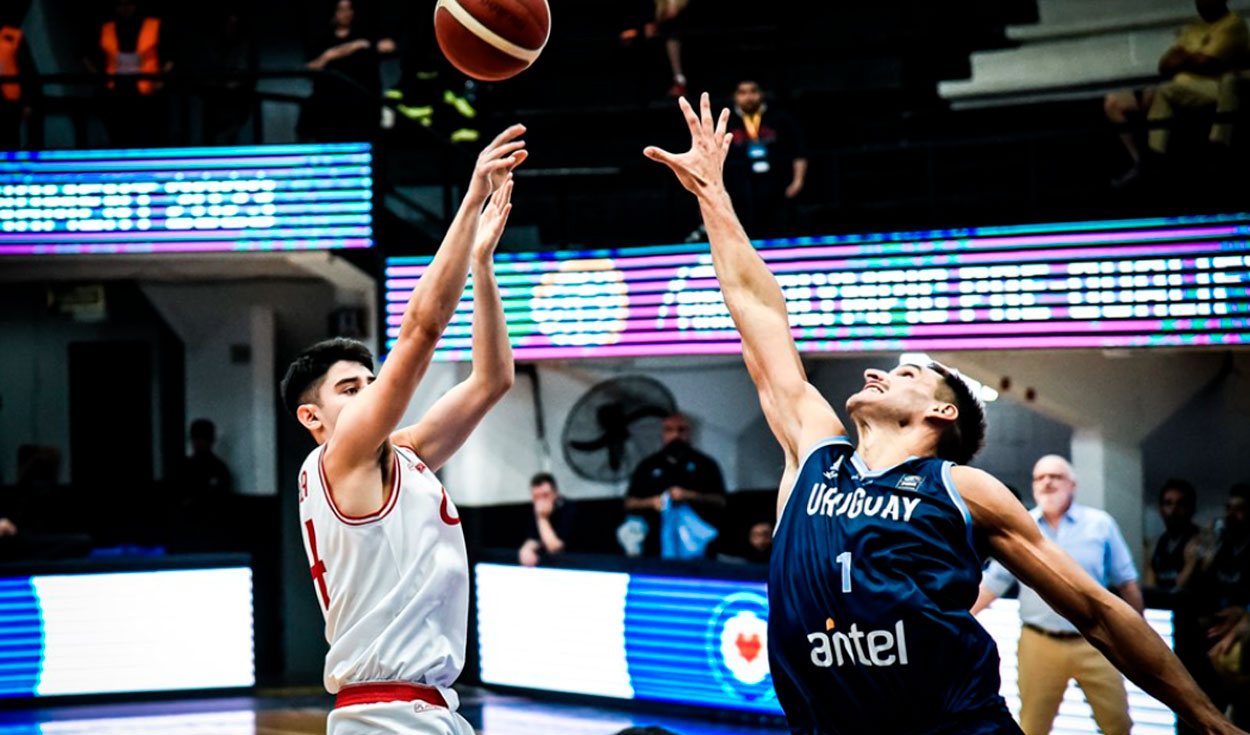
[143, 280, 337, 496]
[404, 357, 758, 507]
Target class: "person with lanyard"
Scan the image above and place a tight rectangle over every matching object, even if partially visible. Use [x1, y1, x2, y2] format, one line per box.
[723, 79, 807, 238]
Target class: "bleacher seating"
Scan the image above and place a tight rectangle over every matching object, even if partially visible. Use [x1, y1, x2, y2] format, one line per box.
[941, 0, 1250, 106]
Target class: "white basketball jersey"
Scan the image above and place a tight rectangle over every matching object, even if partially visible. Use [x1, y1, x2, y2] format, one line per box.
[297, 443, 468, 704]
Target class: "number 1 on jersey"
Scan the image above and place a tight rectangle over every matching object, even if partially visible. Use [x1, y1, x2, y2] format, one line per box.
[837, 551, 852, 593]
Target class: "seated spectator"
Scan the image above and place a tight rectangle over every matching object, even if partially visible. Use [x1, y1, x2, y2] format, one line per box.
[1105, 0, 1250, 184]
[174, 418, 233, 500]
[1147, 478, 1204, 593]
[169, 419, 232, 551]
[724, 80, 807, 238]
[1191, 483, 1250, 725]
[624, 412, 726, 558]
[300, 0, 395, 143]
[519, 472, 578, 567]
[744, 520, 773, 563]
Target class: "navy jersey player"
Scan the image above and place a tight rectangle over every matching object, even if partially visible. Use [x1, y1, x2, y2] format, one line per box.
[644, 93, 1243, 735]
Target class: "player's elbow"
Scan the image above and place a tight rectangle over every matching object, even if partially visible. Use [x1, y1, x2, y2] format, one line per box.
[397, 309, 444, 347]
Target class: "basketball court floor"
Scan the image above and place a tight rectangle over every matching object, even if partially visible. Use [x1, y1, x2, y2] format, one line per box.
[0, 689, 789, 735]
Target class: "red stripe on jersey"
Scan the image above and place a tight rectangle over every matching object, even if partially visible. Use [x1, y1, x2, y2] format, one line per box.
[317, 445, 402, 526]
[334, 682, 447, 709]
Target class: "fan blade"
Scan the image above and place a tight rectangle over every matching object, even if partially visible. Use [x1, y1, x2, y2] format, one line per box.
[570, 435, 612, 452]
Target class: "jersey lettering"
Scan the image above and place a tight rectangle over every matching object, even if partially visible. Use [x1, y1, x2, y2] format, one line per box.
[305, 518, 330, 609]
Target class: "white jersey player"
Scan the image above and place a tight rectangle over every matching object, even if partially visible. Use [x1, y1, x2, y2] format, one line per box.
[280, 127, 526, 735]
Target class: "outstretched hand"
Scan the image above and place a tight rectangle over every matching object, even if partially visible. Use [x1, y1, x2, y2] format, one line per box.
[474, 176, 514, 262]
[469, 125, 529, 203]
[644, 92, 733, 196]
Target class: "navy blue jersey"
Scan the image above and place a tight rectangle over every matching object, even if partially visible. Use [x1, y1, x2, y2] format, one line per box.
[769, 437, 1018, 735]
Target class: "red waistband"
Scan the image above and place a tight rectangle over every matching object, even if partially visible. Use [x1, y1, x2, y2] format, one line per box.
[334, 682, 448, 710]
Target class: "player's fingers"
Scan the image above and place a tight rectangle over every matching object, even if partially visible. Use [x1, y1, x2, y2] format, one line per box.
[486, 124, 526, 152]
[489, 141, 527, 161]
[489, 176, 509, 208]
[715, 108, 730, 138]
[505, 149, 529, 170]
[677, 97, 700, 136]
[643, 146, 679, 167]
[700, 92, 713, 135]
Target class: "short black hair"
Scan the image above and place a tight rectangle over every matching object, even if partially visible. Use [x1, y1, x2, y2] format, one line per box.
[1231, 483, 1250, 501]
[189, 418, 216, 442]
[927, 362, 987, 466]
[1159, 478, 1197, 507]
[280, 338, 374, 417]
[530, 472, 557, 490]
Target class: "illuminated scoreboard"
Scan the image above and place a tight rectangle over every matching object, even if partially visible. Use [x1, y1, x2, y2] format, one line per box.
[385, 213, 1250, 360]
[0, 144, 372, 255]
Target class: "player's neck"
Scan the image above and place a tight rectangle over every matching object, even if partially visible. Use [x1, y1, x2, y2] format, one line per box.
[854, 420, 936, 471]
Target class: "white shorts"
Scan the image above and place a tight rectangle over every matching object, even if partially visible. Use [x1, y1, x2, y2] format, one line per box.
[327, 699, 476, 735]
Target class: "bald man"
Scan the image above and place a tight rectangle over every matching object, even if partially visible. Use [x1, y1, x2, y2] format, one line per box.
[972, 455, 1144, 735]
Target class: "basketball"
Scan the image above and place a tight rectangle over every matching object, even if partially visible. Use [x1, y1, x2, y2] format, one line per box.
[434, 0, 551, 82]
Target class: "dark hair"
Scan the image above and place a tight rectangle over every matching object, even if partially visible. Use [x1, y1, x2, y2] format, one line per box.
[613, 729, 680, 735]
[927, 362, 987, 466]
[530, 472, 557, 490]
[189, 418, 216, 442]
[1159, 478, 1197, 507]
[280, 338, 374, 417]
[1231, 483, 1250, 501]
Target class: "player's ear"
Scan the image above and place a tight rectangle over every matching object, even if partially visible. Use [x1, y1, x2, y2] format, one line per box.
[927, 402, 958, 424]
[297, 403, 322, 431]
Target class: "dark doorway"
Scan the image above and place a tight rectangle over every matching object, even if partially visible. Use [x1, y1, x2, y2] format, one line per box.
[68, 341, 154, 490]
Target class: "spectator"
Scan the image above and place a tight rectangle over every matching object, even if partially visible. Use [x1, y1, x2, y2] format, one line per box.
[518, 472, 578, 567]
[621, 0, 691, 97]
[1147, 478, 1203, 592]
[1104, 0, 1250, 185]
[174, 419, 232, 500]
[1194, 483, 1250, 726]
[0, 15, 36, 150]
[972, 455, 1142, 735]
[624, 412, 726, 558]
[84, 0, 171, 147]
[299, 0, 395, 143]
[724, 80, 807, 238]
[202, 7, 256, 145]
[744, 520, 773, 563]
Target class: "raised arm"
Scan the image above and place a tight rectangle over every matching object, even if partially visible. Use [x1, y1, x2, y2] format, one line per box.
[644, 94, 843, 489]
[391, 178, 517, 471]
[953, 465, 1242, 735]
[325, 127, 526, 487]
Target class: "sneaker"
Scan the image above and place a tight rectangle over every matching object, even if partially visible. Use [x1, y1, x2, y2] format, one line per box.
[443, 89, 478, 119]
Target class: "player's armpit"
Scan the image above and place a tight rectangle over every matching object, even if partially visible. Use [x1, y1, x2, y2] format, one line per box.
[953, 465, 1236, 735]
[390, 373, 511, 473]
